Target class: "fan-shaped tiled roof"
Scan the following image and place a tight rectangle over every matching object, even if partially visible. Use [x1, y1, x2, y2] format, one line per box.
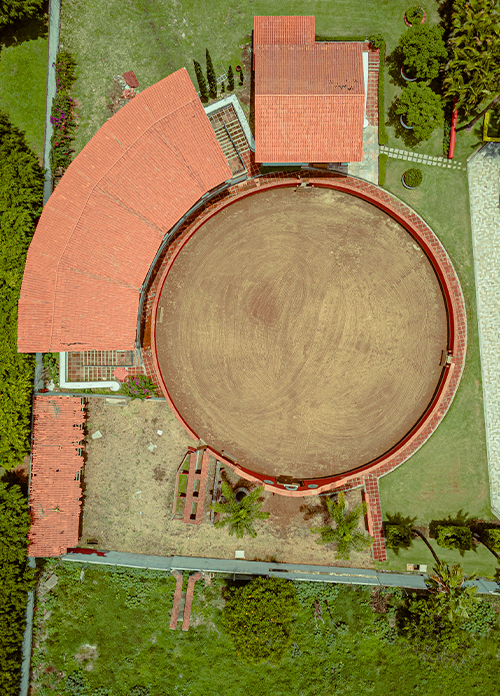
[28, 396, 85, 557]
[254, 18, 364, 164]
[18, 68, 232, 353]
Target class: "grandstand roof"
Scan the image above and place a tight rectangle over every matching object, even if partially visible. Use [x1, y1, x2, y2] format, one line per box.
[18, 69, 232, 353]
[254, 17, 364, 164]
[28, 396, 85, 557]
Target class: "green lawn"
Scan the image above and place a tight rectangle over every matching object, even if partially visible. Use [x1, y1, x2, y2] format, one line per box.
[32, 563, 500, 696]
[0, 16, 48, 159]
[378, 158, 492, 570]
[61, 0, 427, 155]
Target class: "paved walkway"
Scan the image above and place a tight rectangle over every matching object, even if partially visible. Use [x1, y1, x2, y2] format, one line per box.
[348, 125, 378, 183]
[380, 145, 465, 170]
[467, 143, 500, 519]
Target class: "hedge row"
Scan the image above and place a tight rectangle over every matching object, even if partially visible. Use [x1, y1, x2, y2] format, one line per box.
[0, 482, 34, 696]
[315, 35, 367, 42]
[378, 152, 388, 186]
[377, 39, 388, 146]
[0, 112, 44, 469]
[50, 50, 77, 176]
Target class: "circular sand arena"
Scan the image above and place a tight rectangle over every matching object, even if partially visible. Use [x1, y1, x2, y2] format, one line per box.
[154, 187, 449, 481]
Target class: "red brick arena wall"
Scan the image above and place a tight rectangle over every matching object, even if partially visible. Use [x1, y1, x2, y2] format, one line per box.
[146, 174, 466, 497]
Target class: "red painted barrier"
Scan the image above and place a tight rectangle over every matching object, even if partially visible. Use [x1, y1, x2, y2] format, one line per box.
[448, 104, 458, 159]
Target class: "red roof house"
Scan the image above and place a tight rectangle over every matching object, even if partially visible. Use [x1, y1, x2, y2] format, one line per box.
[254, 16, 365, 164]
[28, 396, 86, 557]
[18, 68, 232, 353]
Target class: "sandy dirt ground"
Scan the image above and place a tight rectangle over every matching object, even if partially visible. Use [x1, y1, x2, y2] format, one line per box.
[156, 186, 448, 480]
[80, 398, 372, 568]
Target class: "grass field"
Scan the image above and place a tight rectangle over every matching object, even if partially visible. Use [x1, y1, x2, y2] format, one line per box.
[378, 159, 491, 571]
[61, 0, 426, 154]
[0, 15, 48, 159]
[31, 562, 500, 696]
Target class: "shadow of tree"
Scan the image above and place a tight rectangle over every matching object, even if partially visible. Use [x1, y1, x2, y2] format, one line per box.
[0, 6, 48, 50]
[300, 493, 338, 526]
[387, 98, 421, 148]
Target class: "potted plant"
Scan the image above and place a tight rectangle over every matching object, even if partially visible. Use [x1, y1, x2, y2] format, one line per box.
[404, 5, 426, 26]
[395, 82, 444, 141]
[397, 24, 447, 81]
[402, 168, 423, 189]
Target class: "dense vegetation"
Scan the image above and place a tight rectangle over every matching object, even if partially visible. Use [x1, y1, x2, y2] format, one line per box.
[0, 0, 44, 29]
[31, 565, 500, 696]
[0, 482, 35, 696]
[0, 112, 44, 470]
[50, 51, 77, 176]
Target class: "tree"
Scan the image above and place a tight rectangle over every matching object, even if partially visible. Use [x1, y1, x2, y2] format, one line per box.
[227, 65, 235, 91]
[0, 112, 43, 470]
[206, 48, 217, 98]
[193, 60, 208, 101]
[222, 577, 300, 663]
[310, 491, 373, 560]
[0, 482, 35, 696]
[210, 481, 269, 538]
[0, 0, 44, 28]
[396, 82, 444, 141]
[426, 562, 478, 623]
[435, 525, 473, 552]
[444, 0, 500, 125]
[384, 513, 441, 563]
[397, 24, 448, 81]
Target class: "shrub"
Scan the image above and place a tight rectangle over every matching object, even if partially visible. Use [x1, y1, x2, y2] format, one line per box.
[385, 523, 412, 549]
[373, 37, 388, 146]
[206, 48, 217, 98]
[436, 525, 473, 551]
[193, 60, 208, 100]
[120, 374, 157, 400]
[43, 352, 60, 385]
[227, 65, 234, 91]
[211, 481, 269, 538]
[0, 0, 44, 28]
[0, 483, 35, 696]
[378, 152, 388, 186]
[396, 82, 444, 141]
[222, 577, 300, 663]
[50, 51, 77, 176]
[0, 112, 43, 470]
[405, 5, 425, 25]
[483, 528, 500, 553]
[397, 24, 448, 81]
[239, 69, 244, 85]
[403, 167, 423, 187]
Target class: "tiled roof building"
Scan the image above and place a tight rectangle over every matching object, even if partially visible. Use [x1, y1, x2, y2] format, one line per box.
[18, 69, 232, 353]
[254, 16, 365, 164]
[28, 396, 86, 557]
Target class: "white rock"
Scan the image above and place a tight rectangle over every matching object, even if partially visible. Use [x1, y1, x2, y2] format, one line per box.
[91, 430, 102, 440]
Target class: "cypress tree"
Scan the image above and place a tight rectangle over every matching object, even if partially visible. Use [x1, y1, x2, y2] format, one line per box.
[193, 59, 208, 101]
[227, 65, 234, 91]
[206, 48, 217, 98]
[239, 69, 244, 86]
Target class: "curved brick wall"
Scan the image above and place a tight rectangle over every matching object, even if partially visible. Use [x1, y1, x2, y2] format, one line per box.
[146, 174, 466, 498]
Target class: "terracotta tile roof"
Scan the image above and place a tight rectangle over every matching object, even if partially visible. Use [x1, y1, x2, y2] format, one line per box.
[18, 69, 232, 353]
[254, 18, 364, 164]
[28, 396, 86, 557]
[254, 15, 315, 45]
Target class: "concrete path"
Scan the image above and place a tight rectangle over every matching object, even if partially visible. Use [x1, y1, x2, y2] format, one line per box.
[467, 143, 500, 519]
[380, 144, 465, 170]
[348, 125, 378, 183]
[42, 0, 60, 206]
[62, 550, 500, 594]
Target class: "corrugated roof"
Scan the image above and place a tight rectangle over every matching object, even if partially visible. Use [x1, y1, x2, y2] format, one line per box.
[28, 396, 86, 557]
[18, 69, 232, 353]
[254, 19, 364, 164]
[254, 16, 315, 45]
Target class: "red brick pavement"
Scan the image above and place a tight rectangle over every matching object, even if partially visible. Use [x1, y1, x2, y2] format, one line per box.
[169, 570, 184, 629]
[182, 572, 202, 631]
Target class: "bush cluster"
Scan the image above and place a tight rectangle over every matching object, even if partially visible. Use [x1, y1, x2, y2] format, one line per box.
[0, 112, 43, 469]
[120, 374, 157, 400]
[405, 5, 425, 25]
[0, 0, 44, 28]
[50, 51, 77, 176]
[378, 152, 388, 186]
[403, 167, 423, 187]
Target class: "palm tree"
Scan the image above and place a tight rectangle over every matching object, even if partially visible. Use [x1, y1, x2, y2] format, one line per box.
[210, 481, 269, 539]
[384, 513, 441, 564]
[426, 562, 478, 623]
[310, 491, 373, 560]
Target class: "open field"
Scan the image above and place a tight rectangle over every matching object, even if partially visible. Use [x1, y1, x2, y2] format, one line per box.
[0, 14, 48, 158]
[31, 562, 500, 696]
[81, 398, 372, 567]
